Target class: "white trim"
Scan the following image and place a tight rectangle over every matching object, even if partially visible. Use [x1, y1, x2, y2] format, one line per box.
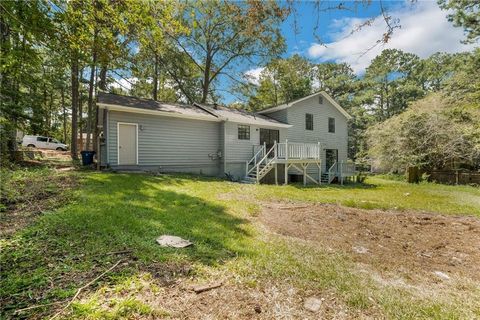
[257, 91, 352, 120]
[99, 103, 221, 122]
[117, 122, 138, 165]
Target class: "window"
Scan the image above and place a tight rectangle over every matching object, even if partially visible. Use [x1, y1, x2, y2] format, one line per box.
[305, 113, 313, 131]
[319, 96, 323, 104]
[238, 125, 250, 140]
[37, 136, 48, 142]
[328, 117, 335, 133]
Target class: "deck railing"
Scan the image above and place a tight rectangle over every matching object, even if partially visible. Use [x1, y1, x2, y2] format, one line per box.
[339, 162, 356, 176]
[276, 140, 321, 160]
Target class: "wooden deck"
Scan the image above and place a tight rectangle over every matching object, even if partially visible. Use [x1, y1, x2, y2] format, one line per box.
[245, 140, 355, 185]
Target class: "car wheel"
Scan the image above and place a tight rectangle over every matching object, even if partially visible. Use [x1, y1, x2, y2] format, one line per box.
[27, 144, 35, 148]
[56, 147, 65, 151]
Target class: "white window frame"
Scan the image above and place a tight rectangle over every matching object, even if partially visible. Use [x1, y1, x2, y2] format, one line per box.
[117, 122, 138, 165]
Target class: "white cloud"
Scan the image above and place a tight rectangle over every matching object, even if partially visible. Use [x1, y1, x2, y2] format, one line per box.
[308, 1, 476, 73]
[244, 67, 265, 85]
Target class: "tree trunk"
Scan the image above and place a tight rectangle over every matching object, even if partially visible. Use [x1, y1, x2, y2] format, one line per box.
[98, 65, 107, 90]
[70, 56, 79, 160]
[87, 48, 97, 150]
[62, 87, 67, 143]
[153, 53, 158, 100]
[201, 54, 212, 103]
[79, 67, 84, 152]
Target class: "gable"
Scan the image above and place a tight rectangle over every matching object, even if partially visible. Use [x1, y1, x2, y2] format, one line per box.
[257, 92, 351, 120]
[287, 94, 348, 122]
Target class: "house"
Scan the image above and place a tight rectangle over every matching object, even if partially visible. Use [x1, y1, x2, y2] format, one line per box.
[96, 91, 354, 184]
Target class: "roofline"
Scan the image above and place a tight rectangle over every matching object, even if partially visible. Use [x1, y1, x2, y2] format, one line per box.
[98, 103, 221, 122]
[98, 102, 291, 127]
[192, 102, 220, 118]
[225, 118, 292, 128]
[257, 91, 352, 120]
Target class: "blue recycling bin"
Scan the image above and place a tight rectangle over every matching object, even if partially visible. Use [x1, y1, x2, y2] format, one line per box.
[80, 151, 95, 165]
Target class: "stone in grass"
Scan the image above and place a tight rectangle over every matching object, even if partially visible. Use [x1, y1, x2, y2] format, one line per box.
[353, 246, 369, 254]
[433, 271, 450, 280]
[304, 297, 322, 313]
[156, 235, 193, 248]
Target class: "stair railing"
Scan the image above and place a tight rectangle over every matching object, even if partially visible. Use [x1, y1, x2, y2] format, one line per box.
[328, 161, 338, 184]
[246, 143, 266, 177]
[256, 141, 278, 183]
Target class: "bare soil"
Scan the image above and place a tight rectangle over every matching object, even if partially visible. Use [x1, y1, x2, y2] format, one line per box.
[260, 202, 480, 284]
[1, 151, 77, 236]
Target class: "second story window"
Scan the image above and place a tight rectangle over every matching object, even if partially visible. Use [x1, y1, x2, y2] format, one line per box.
[328, 117, 335, 133]
[319, 96, 323, 104]
[306, 113, 313, 131]
[238, 125, 250, 140]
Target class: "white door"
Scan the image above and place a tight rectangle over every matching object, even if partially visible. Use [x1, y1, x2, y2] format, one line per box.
[118, 123, 137, 165]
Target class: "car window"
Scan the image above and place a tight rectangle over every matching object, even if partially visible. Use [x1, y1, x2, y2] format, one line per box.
[37, 137, 48, 142]
[51, 139, 60, 143]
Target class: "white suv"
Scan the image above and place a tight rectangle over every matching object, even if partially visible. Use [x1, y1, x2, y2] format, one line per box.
[22, 135, 68, 151]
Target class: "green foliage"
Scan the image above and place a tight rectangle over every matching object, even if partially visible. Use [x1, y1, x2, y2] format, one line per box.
[360, 49, 425, 121]
[247, 54, 313, 110]
[438, 0, 480, 43]
[366, 93, 480, 171]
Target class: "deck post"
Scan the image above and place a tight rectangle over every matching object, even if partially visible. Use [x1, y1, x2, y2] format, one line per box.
[245, 160, 248, 177]
[256, 163, 260, 184]
[275, 163, 278, 185]
[303, 163, 306, 186]
[284, 164, 288, 185]
[340, 161, 343, 185]
[285, 139, 288, 161]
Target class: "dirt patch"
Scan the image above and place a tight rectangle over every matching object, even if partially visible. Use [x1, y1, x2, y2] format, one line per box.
[260, 202, 480, 283]
[72, 274, 372, 320]
[0, 173, 77, 236]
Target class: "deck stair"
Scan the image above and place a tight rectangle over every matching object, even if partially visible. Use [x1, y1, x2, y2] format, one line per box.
[244, 141, 357, 185]
[245, 140, 323, 185]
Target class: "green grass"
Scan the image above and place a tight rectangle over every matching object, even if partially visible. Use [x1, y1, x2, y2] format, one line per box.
[1, 170, 479, 319]
[250, 176, 480, 215]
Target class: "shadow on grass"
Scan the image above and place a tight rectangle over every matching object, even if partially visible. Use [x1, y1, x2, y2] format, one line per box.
[0, 173, 251, 318]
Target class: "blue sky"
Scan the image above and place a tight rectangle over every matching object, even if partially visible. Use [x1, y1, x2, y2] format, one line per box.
[112, 1, 476, 103]
[227, 0, 477, 103]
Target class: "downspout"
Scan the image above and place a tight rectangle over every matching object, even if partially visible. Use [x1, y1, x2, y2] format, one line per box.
[106, 108, 109, 166]
[223, 121, 227, 175]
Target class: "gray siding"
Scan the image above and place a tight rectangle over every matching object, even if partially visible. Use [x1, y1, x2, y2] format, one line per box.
[266, 109, 288, 123]
[107, 110, 221, 176]
[285, 95, 349, 172]
[223, 121, 287, 179]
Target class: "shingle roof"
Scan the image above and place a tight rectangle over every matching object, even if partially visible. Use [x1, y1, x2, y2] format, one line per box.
[97, 92, 290, 127]
[97, 92, 217, 120]
[195, 103, 290, 127]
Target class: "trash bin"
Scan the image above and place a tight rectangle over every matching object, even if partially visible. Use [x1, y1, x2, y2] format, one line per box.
[80, 151, 95, 166]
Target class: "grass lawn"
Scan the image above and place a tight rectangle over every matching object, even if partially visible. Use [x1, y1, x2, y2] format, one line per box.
[1, 168, 479, 319]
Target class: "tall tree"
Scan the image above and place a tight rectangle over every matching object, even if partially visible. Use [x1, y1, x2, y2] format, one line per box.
[0, 0, 53, 161]
[361, 49, 424, 121]
[313, 62, 357, 107]
[248, 54, 313, 110]
[166, 0, 288, 103]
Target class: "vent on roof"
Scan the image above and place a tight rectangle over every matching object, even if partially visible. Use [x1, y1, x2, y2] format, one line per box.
[213, 103, 219, 110]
